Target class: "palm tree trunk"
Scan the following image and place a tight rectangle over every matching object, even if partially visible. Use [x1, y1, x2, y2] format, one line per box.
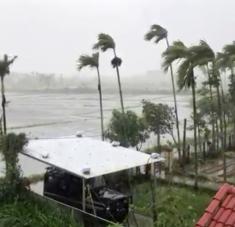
[215, 119, 219, 152]
[1, 76, 6, 134]
[198, 125, 202, 154]
[157, 129, 161, 153]
[230, 67, 235, 84]
[191, 71, 198, 190]
[219, 75, 227, 150]
[150, 164, 157, 226]
[230, 67, 235, 146]
[182, 119, 187, 165]
[113, 49, 125, 114]
[165, 37, 181, 160]
[96, 67, 104, 141]
[214, 69, 226, 181]
[207, 65, 216, 150]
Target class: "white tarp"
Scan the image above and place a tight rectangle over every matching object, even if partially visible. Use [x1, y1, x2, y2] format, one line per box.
[22, 137, 164, 179]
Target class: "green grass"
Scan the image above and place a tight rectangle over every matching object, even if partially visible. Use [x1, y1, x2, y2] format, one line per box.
[133, 182, 212, 227]
[0, 193, 83, 227]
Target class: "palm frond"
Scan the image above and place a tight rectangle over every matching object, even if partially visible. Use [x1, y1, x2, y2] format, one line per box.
[111, 57, 122, 68]
[172, 41, 185, 47]
[93, 33, 115, 52]
[144, 24, 167, 43]
[223, 41, 235, 56]
[161, 41, 188, 72]
[216, 51, 235, 72]
[77, 53, 99, 71]
[0, 55, 17, 77]
[177, 59, 191, 90]
[190, 40, 215, 63]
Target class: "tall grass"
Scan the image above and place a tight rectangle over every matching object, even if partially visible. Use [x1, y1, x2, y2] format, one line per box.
[0, 193, 82, 227]
[133, 183, 212, 227]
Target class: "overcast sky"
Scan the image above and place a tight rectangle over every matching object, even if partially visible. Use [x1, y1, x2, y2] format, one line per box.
[0, 0, 234, 77]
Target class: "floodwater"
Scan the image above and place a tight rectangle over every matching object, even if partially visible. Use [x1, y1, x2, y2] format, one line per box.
[0, 91, 191, 188]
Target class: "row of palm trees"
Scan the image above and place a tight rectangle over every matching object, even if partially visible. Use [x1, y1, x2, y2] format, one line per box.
[1, 26, 234, 190]
[77, 34, 125, 141]
[77, 26, 235, 189]
[155, 25, 235, 188]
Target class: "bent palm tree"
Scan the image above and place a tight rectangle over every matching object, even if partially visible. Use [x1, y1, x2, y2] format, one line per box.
[145, 24, 181, 161]
[162, 41, 200, 189]
[0, 54, 17, 134]
[191, 41, 226, 181]
[77, 53, 104, 140]
[93, 33, 125, 114]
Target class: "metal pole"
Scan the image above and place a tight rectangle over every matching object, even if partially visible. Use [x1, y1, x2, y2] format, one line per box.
[82, 178, 86, 211]
[150, 162, 157, 226]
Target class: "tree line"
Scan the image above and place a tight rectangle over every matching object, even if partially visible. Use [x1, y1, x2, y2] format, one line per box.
[76, 25, 235, 190]
[1, 24, 235, 190]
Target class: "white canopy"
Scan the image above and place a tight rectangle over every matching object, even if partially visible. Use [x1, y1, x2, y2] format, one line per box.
[22, 137, 164, 179]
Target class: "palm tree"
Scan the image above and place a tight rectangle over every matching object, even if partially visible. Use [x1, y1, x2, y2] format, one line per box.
[162, 41, 201, 189]
[93, 33, 125, 114]
[216, 51, 235, 82]
[191, 41, 227, 181]
[77, 53, 104, 141]
[217, 43, 235, 159]
[145, 24, 181, 161]
[223, 41, 235, 71]
[0, 54, 17, 134]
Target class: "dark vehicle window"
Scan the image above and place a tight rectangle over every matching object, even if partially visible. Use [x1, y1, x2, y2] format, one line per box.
[89, 176, 105, 188]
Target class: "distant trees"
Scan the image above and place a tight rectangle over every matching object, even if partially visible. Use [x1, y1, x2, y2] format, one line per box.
[0, 55, 17, 134]
[77, 53, 104, 141]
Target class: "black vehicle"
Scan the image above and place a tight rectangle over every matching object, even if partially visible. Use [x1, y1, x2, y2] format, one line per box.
[43, 167, 130, 223]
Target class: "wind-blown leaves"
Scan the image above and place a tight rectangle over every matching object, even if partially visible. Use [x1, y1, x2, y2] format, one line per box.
[161, 41, 188, 72]
[216, 52, 234, 72]
[111, 57, 122, 68]
[189, 40, 215, 65]
[144, 24, 167, 44]
[77, 52, 99, 70]
[177, 59, 193, 90]
[93, 33, 115, 52]
[0, 55, 17, 77]
[223, 41, 235, 56]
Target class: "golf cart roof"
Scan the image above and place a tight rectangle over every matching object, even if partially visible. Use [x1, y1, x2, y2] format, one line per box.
[22, 136, 164, 179]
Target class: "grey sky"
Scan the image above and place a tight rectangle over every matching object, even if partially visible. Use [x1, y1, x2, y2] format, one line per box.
[0, 0, 234, 76]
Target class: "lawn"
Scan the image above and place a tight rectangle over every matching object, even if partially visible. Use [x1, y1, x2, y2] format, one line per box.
[0, 193, 83, 227]
[133, 182, 213, 227]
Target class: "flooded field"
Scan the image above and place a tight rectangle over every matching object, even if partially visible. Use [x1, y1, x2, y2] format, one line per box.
[0, 91, 191, 180]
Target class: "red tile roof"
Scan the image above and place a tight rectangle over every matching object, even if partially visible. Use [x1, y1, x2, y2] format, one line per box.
[196, 184, 235, 227]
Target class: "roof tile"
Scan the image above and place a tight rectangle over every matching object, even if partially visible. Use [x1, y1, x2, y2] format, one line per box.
[197, 212, 212, 227]
[196, 184, 235, 227]
[225, 211, 235, 226]
[218, 209, 232, 223]
[213, 207, 225, 221]
[214, 184, 230, 201]
[208, 220, 216, 227]
[206, 199, 220, 214]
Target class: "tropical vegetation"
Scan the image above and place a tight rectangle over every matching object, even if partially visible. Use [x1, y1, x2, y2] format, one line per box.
[1, 21, 235, 227]
[77, 52, 105, 140]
